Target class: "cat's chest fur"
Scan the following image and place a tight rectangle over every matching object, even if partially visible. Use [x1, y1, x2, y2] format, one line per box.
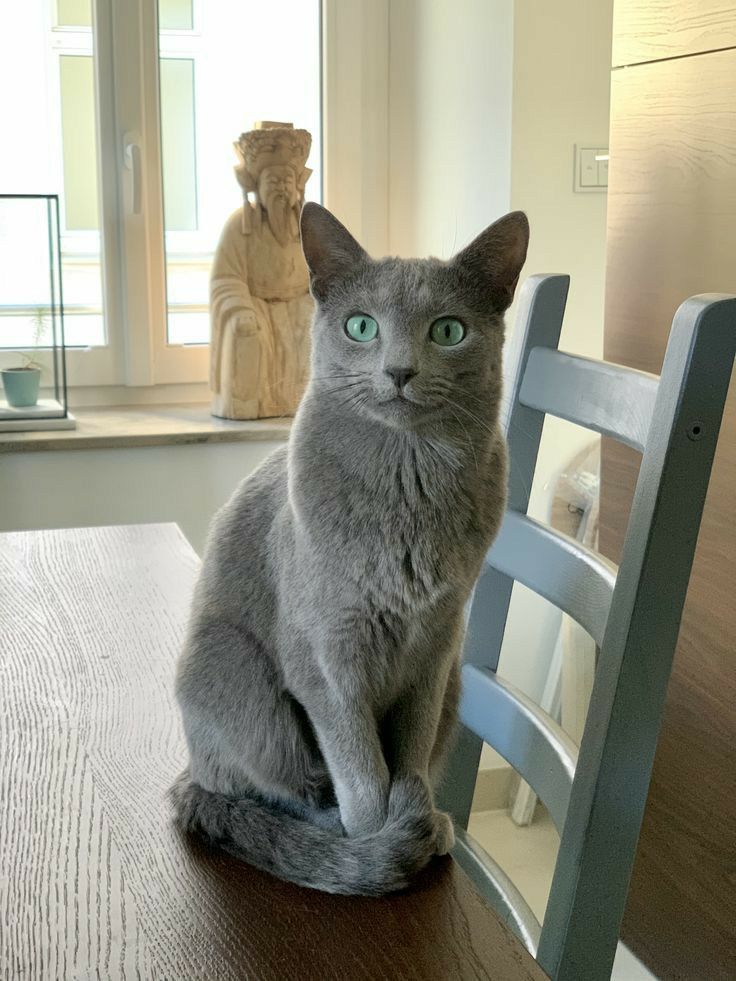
[290, 416, 496, 614]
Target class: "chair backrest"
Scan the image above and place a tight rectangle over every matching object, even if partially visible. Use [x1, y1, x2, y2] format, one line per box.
[441, 274, 736, 981]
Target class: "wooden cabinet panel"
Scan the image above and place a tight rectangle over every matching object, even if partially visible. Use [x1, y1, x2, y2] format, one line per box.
[603, 48, 736, 981]
[606, 50, 736, 351]
[613, 0, 736, 66]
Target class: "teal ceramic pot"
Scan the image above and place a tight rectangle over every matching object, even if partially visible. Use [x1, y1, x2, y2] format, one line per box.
[1, 367, 41, 407]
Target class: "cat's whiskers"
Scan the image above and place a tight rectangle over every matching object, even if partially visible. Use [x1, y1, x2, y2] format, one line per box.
[428, 386, 497, 441]
[432, 389, 532, 490]
[432, 394, 480, 476]
[337, 391, 368, 410]
[445, 387, 535, 500]
[310, 371, 368, 383]
[436, 382, 542, 457]
[319, 380, 367, 398]
[333, 384, 372, 411]
[353, 392, 372, 414]
[423, 437, 462, 471]
[422, 386, 480, 473]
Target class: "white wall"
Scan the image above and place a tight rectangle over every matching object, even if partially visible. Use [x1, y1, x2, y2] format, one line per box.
[509, 0, 612, 365]
[388, 0, 514, 258]
[323, 0, 390, 255]
[498, 0, 613, 701]
[0, 441, 282, 555]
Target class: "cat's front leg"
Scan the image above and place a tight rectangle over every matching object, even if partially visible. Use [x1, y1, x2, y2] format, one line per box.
[387, 658, 458, 855]
[306, 696, 390, 837]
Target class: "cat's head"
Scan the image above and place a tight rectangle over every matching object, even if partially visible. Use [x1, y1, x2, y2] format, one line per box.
[300, 203, 529, 433]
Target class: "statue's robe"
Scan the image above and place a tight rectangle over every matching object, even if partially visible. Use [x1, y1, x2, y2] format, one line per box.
[210, 205, 313, 419]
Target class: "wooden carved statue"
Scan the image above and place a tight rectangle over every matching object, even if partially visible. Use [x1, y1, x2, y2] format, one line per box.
[210, 123, 314, 419]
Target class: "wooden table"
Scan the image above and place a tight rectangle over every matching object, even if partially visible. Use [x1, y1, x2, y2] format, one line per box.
[0, 524, 546, 980]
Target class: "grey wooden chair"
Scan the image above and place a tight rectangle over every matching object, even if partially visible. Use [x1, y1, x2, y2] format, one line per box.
[440, 274, 736, 981]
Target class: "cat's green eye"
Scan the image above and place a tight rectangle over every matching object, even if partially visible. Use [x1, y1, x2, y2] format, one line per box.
[430, 317, 466, 347]
[345, 314, 379, 342]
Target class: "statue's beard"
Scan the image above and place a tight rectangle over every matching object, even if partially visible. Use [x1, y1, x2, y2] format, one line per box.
[265, 193, 295, 247]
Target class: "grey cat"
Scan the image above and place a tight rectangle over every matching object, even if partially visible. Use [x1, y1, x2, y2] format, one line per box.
[171, 203, 529, 895]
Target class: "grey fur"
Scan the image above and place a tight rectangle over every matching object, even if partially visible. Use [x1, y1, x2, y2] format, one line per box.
[172, 203, 529, 895]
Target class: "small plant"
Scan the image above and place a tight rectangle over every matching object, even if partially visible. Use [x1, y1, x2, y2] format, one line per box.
[15, 351, 43, 370]
[1, 307, 49, 408]
[15, 307, 49, 370]
[2, 306, 48, 369]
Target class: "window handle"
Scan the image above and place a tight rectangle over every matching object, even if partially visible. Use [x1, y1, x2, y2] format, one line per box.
[123, 133, 142, 216]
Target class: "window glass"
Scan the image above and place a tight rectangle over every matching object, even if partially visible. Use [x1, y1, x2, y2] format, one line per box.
[0, 198, 56, 356]
[57, 0, 92, 28]
[158, 1, 322, 346]
[0, 4, 104, 349]
[160, 58, 198, 231]
[159, 0, 193, 31]
[59, 55, 99, 230]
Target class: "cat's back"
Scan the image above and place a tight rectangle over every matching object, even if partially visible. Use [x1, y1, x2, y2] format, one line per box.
[193, 444, 290, 617]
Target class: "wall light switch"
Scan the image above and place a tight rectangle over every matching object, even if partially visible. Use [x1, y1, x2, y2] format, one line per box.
[574, 144, 609, 192]
[579, 148, 598, 186]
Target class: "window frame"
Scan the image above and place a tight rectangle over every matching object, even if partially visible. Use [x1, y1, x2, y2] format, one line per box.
[40, 1, 122, 385]
[53, 0, 390, 400]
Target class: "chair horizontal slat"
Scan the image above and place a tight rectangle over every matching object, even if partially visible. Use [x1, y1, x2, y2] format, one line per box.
[519, 347, 659, 452]
[459, 665, 578, 833]
[487, 511, 616, 648]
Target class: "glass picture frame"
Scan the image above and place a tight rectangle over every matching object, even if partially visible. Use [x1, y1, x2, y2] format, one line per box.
[0, 193, 73, 431]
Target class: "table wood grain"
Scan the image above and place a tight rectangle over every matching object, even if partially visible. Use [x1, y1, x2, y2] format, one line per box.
[0, 524, 547, 981]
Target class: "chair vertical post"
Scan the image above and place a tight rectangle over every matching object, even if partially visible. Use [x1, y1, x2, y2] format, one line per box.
[439, 274, 570, 828]
[465, 274, 570, 674]
[537, 296, 736, 981]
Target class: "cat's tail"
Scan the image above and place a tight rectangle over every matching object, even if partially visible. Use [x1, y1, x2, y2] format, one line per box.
[169, 771, 439, 896]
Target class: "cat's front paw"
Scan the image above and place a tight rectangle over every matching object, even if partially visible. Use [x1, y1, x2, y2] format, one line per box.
[389, 775, 454, 854]
[388, 773, 433, 819]
[433, 809, 455, 855]
[339, 784, 389, 837]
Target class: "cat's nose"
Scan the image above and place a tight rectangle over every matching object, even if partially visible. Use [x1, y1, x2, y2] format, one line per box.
[384, 367, 417, 390]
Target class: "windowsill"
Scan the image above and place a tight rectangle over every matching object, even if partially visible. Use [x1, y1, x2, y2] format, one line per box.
[0, 403, 292, 454]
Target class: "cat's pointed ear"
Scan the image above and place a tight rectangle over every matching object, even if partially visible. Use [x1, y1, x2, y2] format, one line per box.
[300, 203, 368, 302]
[452, 211, 530, 311]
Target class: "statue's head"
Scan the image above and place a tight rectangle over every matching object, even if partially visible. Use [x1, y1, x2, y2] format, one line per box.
[235, 125, 312, 246]
[257, 165, 299, 211]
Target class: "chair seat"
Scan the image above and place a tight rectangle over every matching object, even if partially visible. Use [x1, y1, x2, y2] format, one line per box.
[453, 827, 542, 956]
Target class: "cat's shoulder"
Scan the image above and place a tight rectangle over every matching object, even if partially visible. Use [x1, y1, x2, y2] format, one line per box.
[209, 444, 289, 539]
[233, 444, 288, 505]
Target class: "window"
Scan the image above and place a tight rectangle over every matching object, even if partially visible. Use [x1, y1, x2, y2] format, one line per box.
[157, 1, 322, 348]
[0, 1, 105, 358]
[0, 0, 322, 393]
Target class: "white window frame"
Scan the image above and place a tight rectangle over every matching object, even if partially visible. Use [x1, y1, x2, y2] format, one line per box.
[57, 0, 390, 402]
[40, 1, 123, 387]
